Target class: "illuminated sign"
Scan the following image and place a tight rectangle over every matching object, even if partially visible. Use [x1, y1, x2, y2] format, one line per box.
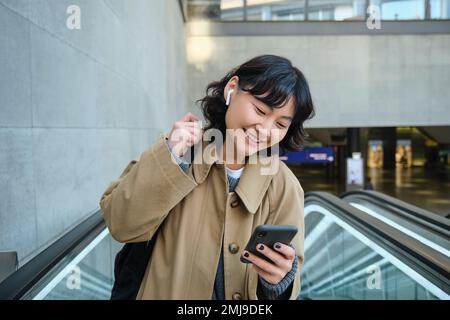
[282, 147, 334, 163]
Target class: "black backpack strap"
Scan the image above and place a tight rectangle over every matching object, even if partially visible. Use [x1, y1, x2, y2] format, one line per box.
[110, 229, 159, 300]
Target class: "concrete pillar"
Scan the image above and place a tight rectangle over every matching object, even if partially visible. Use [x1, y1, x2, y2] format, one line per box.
[425, 0, 431, 19]
[347, 128, 361, 157]
[382, 127, 397, 169]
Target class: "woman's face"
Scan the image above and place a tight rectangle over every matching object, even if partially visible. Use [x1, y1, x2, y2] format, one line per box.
[223, 76, 295, 157]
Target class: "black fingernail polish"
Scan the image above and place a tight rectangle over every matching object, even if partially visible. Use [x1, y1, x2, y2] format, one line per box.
[275, 243, 281, 249]
[244, 252, 249, 258]
[259, 244, 264, 250]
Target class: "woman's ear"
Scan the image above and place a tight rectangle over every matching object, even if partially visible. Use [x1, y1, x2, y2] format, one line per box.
[225, 76, 239, 93]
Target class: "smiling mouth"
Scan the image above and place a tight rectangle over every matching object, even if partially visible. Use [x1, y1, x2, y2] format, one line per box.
[243, 128, 265, 144]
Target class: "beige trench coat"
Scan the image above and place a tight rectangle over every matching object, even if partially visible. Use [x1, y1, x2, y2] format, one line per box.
[100, 132, 305, 300]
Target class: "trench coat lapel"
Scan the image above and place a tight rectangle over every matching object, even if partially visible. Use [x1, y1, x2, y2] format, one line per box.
[192, 138, 279, 214]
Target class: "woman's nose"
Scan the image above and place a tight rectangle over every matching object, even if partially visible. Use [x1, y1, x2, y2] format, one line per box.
[254, 126, 271, 142]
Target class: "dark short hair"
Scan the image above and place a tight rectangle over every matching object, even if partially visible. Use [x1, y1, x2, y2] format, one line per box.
[197, 54, 315, 156]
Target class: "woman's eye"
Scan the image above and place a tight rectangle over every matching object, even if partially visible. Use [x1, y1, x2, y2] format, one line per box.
[255, 107, 265, 115]
[278, 123, 287, 129]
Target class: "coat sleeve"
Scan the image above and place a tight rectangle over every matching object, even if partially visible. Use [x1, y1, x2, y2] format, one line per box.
[99, 133, 198, 243]
[249, 164, 305, 300]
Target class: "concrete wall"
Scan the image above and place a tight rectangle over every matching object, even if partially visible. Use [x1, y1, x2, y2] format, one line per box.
[0, 0, 187, 265]
[185, 33, 450, 128]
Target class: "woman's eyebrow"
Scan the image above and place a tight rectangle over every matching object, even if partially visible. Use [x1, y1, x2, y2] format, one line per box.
[281, 115, 293, 122]
[252, 100, 293, 122]
[252, 99, 265, 108]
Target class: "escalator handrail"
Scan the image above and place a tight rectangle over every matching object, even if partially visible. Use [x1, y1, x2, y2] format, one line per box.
[305, 191, 450, 293]
[340, 190, 450, 235]
[0, 210, 105, 300]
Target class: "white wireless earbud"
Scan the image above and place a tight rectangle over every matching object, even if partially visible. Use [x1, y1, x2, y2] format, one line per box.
[226, 89, 234, 106]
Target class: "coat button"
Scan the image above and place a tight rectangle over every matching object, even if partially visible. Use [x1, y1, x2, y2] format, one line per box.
[228, 243, 239, 254]
[230, 198, 240, 208]
[232, 292, 242, 300]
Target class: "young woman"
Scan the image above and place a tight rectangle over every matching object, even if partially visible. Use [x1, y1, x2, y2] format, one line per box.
[100, 54, 315, 300]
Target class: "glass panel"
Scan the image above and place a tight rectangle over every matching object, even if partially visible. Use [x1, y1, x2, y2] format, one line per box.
[186, 0, 450, 20]
[370, 0, 426, 20]
[300, 210, 443, 299]
[246, 0, 306, 21]
[307, 0, 367, 21]
[187, 0, 245, 21]
[430, 0, 450, 19]
[21, 229, 122, 300]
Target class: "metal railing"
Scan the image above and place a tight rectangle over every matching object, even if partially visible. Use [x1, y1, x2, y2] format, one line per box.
[0, 211, 105, 300]
[303, 191, 450, 299]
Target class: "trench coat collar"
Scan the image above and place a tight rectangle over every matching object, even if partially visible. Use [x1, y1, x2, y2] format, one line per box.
[191, 138, 279, 214]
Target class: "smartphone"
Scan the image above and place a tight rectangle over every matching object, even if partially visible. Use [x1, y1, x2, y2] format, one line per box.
[240, 224, 298, 264]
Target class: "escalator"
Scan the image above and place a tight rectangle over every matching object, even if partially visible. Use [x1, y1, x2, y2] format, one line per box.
[0, 212, 120, 300]
[340, 190, 450, 258]
[301, 192, 450, 300]
[0, 192, 449, 300]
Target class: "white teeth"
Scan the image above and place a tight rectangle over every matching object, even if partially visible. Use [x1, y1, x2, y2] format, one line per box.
[246, 132, 259, 143]
[244, 129, 265, 144]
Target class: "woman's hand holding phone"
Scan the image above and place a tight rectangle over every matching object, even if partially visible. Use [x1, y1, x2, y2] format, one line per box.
[168, 113, 203, 157]
[242, 243, 296, 285]
[240, 225, 298, 285]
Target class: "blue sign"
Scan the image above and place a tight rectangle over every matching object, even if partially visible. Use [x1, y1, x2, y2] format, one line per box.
[282, 147, 334, 163]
